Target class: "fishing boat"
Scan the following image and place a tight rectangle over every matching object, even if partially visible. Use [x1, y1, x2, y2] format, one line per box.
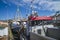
[28, 12, 60, 40]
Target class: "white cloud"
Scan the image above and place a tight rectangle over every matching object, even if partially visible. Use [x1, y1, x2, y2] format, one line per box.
[52, 1, 60, 11]
[23, 0, 54, 11]
[12, 0, 26, 6]
[30, 5, 37, 9]
[2, 0, 25, 6]
[32, 0, 40, 4]
[23, 0, 47, 3]
[38, 1, 54, 10]
[23, 0, 32, 3]
[2, 0, 7, 4]
[2, 0, 60, 11]
[2, 0, 11, 6]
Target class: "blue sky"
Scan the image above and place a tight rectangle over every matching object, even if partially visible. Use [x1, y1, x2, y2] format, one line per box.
[0, 0, 60, 20]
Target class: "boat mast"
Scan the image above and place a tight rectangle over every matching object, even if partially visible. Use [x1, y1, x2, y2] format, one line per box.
[14, 5, 21, 21]
[31, 0, 35, 13]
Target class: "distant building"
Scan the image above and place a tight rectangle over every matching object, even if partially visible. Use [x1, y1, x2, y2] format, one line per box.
[51, 11, 60, 26]
[52, 11, 60, 20]
[0, 20, 8, 27]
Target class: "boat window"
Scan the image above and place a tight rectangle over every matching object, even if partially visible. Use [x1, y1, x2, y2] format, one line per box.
[30, 20, 53, 26]
[46, 28, 60, 39]
[37, 29, 41, 34]
[30, 20, 60, 26]
[30, 20, 42, 26]
[43, 20, 53, 25]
